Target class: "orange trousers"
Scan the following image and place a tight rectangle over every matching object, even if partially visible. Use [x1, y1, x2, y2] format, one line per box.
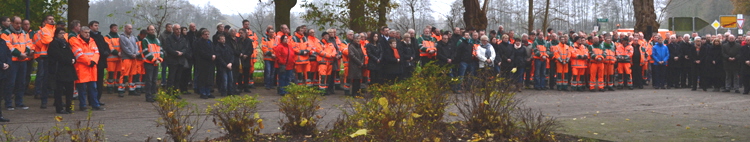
[295, 63, 310, 85]
[555, 62, 569, 86]
[604, 63, 615, 87]
[589, 63, 604, 90]
[617, 63, 633, 86]
[318, 64, 333, 89]
[572, 67, 586, 88]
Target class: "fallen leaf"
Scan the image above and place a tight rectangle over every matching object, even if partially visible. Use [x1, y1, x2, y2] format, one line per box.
[349, 129, 368, 138]
[449, 112, 458, 116]
[625, 118, 630, 121]
[601, 123, 605, 125]
[677, 124, 681, 126]
[686, 126, 690, 130]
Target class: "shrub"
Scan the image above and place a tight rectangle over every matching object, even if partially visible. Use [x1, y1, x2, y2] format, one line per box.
[26, 111, 106, 142]
[278, 84, 324, 136]
[154, 89, 206, 142]
[326, 62, 453, 141]
[207, 94, 263, 141]
[453, 70, 559, 141]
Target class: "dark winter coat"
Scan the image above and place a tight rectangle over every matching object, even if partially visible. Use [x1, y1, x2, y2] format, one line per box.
[348, 43, 365, 79]
[194, 38, 216, 87]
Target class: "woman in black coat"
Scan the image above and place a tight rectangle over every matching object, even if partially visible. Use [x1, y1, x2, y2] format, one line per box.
[366, 33, 383, 85]
[194, 30, 217, 98]
[399, 33, 417, 79]
[48, 28, 77, 114]
[348, 34, 366, 96]
[509, 38, 528, 92]
[382, 38, 405, 83]
[704, 39, 725, 92]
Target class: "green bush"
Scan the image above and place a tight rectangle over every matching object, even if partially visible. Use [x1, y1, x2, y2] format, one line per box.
[278, 84, 324, 136]
[154, 89, 205, 142]
[326, 62, 453, 141]
[207, 95, 263, 141]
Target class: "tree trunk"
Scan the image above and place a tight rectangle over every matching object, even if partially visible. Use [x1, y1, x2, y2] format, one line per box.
[463, 0, 488, 30]
[68, 0, 89, 26]
[542, 0, 550, 36]
[378, 0, 390, 27]
[274, 0, 297, 31]
[411, 4, 416, 30]
[527, 0, 534, 34]
[350, 0, 365, 32]
[633, 0, 659, 40]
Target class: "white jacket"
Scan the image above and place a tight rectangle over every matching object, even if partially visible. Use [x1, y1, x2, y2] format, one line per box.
[476, 43, 496, 68]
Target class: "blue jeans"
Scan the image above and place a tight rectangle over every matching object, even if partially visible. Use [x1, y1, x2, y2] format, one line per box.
[468, 62, 478, 76]
[35, 58, 49, 104]
[277, 69, 293, 95]
[513, 67, 526, 84]
[264, 61, 276, 88]
[76, 82, 100, 108]
[4, 61, 27, 108]
[533, 59, 547, 89]
[199, 86, 211, 96]
[218, 68, 235, 95]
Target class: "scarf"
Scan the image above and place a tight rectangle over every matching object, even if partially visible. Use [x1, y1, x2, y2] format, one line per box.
[392, 46, 400, 61]
[514, 44, 522, 49]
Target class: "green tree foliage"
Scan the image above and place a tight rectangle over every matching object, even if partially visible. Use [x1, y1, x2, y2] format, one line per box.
[0, 0, 67, 30]
[732, 0, 750, 16]
[301, 0, 398, 32]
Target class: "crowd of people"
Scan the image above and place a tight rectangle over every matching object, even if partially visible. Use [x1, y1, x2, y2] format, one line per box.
[2, 14, 750, 122]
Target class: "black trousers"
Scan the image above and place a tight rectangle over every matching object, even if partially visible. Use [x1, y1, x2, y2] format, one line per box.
[96, 65, 105, 100]
[369, 69, 383, 85]
[688, 64, 699, 89]
[167, 64, 187, 91]
[742, 74, 750, 93]
[54, 81, 74, 112]
[680, 65, 691, 87]
[238, 65, 251, 89]
[144, 63, 159, 96]
[548, 60, 557, 88]
[351, 79, 362, 96]
[667, 66, 681, 87]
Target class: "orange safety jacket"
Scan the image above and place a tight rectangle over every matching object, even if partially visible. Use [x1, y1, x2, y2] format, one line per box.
[571, 43, 589, 68]
[70, 35, 101, 83]
[615, 42, 634, 63]
[553, 43, 571, 63]
[589, 45, 605, 63]
[141, 35, 163, 64]
[105, 32, 122, 62]
[33, 24, 55, 58]
[262, 36, 277, 61]
[419, 38, 437, 58]
[360, 40, 369, 65]
[603, 44, 616, 64]
[318, 40, 339, 65]
[308, 35, 322, 62]
[2, 29, 32, 62]
[292, 32, 310, 64]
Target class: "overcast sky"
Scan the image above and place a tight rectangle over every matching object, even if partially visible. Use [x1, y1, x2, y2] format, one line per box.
[185, 0, 451, 19]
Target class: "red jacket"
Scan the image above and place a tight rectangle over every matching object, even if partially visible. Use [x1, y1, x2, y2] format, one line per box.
[274, 42, 295, 70]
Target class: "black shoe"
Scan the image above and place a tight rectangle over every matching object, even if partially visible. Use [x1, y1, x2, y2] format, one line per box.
[181, 91, 191, 95]
[207, 95, 216, 98]
[145, 97, 155, 102]
[691, 88, 697, 91]
[607, 88, 615, 91]
[629, 86, 634, 90]
[590, 89, 596, 92]
[702, 88, 707, 91]
[99, 103, 105, 106]
[735, 90, 741, 93]
[0, 117, 9, 122]
[722, 89, 731, 92]
[243, 89, 251, 93]
[175, 95, 182, 99]
[56, 111, 70, 114]
[713, 88, 721, 92]
[200, 95, 208, 99]
[599, 89, 605, 92]
[92, 107, 106, 111]
[118, 92, 125, 97]
[79, 107, 89, 111]
[40, 104, 47, 109]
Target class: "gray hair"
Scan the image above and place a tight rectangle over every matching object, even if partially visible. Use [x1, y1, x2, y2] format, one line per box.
[694, 37, 701, 41]
[347, 30, 354, 34]
[81, 26, 90, 32]
[353, 32, 362, 39]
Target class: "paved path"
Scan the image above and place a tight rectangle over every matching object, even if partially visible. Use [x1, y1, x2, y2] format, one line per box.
[3, 87, 750, 141]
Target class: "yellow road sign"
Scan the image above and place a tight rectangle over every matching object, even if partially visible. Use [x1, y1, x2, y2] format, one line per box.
[712, 20, 721, 29]
[720, 16, 737, 28]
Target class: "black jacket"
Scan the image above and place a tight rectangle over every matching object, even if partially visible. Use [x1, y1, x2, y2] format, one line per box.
[0, 38, 11, 79]
[457, 38, 475, 63]
[436, 40, 457, 65]
[214, 42, 236, 71]
[91, 31, 111, 68]
[366, 43, 383, 70]
[399, 40, 417, 67]
[237, 37, 255, 67]
[740, 45, 750, 75]
[510, 45, 528, 68]
[163, 34, 190, 66]
[496, 41, 512, 65]
[194, 38, 216, 86]
[47, 38, 78, 82]
[667, 42, 683, 68]
[382, 44, 404, 75]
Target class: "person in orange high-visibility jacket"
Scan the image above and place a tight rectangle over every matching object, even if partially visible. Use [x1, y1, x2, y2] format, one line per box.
[292, 28, 311, 86]
[140, 25, 163, 102]
[570, 37, 589, 91]
[602, 36, 617, 91]
[318, 32, 342, 95]
[588, 36, 606, 92]
[637, 33, 652, 85]
[552, 35, 572, 91]
[104, 24, 123, 94]
[417, 28, 437, 66]
[246, 29, 259, 88]
[118, 24, 140, 96]
[531, 36, 551, 90]
[307, 29, 321, 87]
[616, 37, 634, 89]
[32, 16, 56, 107]
[2, 17, 34, 110]
[262, 29, 278, 89]
[69, 27, 104, 110]
[340, 37, 352, 95]
[358, 36, 370, 88]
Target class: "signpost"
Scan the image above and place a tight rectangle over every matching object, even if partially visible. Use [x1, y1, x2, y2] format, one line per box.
[738, 14, 744, 35]
[712, 20, 720, 35]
